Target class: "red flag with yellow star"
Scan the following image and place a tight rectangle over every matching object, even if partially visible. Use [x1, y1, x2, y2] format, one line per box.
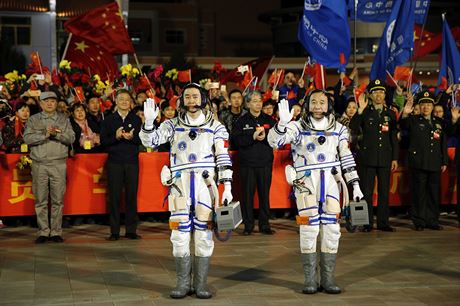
[64, 2, 134, 55]
[413, 24, 460, 60]
[65, 35, 118, 79]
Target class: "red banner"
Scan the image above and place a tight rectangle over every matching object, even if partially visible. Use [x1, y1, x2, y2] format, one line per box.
[0, 151, 457, 217]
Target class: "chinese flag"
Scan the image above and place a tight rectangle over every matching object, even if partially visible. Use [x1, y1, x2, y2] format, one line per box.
[30, 52, 42, 68]
[74, 86, 85, 102]
[220, 57, 272, 86]
[177, 69, 191, 83]
[413, 25, 460, 60]
[64, 35, 118, 80]
[393, 66, 412, 83]
[268, 69, 285, 87]
[240, 67, 253, 89]
[311, 64, 325, 90]
[64, 2, 134, 55]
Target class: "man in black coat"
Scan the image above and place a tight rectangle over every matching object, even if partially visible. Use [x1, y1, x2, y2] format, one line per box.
[350, 80, 399, 232]
[400, 90, 448, 231]
[101, 89, 142, 240]
[232, 91, 277, 235]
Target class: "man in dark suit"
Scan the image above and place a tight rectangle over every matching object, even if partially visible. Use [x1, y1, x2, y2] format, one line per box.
[350, 80, 399, 232]
[101, 89, 142, 240]
[400, 90, 448, 231]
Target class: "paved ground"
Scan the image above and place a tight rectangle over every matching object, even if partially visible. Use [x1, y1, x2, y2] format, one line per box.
[0, 214, 459, 306]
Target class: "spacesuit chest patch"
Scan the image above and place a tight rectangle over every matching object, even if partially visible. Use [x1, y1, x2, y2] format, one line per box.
[188, 153, 197, 163]
[306, 142, 316, 152]
[178, 141, 187, 151]
[317, 153, 326, 162]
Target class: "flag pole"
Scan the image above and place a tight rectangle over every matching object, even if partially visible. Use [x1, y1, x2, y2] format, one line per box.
[354, 0, 358, 68]
[386, 70, 398, 86]
[243, 76, 256, 96]
[299, 58, 309, 81]
[36, 51, 44, 75]
[412, 3, 431, 73]
[61, 33, 72, 62]
[320, 65, 325, 89]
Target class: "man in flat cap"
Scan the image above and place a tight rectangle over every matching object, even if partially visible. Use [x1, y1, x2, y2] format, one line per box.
[350, 79, 399, 232]
[24, 91, 75, 243]
[400, 90, 447, 231]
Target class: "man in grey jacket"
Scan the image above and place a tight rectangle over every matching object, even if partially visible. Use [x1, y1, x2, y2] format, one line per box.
[24, 91, 75, 244]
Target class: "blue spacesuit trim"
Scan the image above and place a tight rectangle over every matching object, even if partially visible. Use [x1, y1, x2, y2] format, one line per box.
[326, 194, 339, 202]
[319, 170, 325, 204]
[197, 201, 212, 210]
[298, 206, 318, 212]
[295, 161, 341, 172]
[190, 171, 196, 211]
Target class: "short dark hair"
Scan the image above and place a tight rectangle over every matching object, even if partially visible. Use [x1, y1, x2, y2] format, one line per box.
[115, 89, 132, 99]
[228, 89, 243, 100]
[15, 101, 30, 112]
[69, 102, 87, 115]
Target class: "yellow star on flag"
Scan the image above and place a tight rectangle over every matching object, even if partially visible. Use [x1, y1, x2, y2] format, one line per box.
[75, 41, 89, 52]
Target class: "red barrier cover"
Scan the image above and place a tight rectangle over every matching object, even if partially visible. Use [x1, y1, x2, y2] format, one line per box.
[0, 150, 456, 217]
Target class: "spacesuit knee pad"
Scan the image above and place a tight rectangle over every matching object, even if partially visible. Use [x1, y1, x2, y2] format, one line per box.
[195, 201, 213, 222]
[325, 196, 341, 214]
[171, 230, 191, 257]
[194, 230, 214, 257]
[299, 225, 320, 253]
[320, 224, 341, 253]
[296, 192, 318, 216]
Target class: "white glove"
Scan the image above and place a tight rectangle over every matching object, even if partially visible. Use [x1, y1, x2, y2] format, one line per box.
[352, 182, 364, 201]
[143, 98, 160, 129]
[221, 182, 233, 205]
[278, 99, 294, 128]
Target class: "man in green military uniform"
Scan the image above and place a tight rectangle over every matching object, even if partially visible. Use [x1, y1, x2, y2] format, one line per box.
[350, 79, 399, 232]
[400, 90, 447, 231]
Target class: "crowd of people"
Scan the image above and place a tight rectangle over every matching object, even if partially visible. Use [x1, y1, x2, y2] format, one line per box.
[1, 61, 460, 297]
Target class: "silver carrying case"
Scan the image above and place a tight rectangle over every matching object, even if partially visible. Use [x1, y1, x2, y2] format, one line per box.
[348, 200, 369, 226]
[215, 201, 242, 231]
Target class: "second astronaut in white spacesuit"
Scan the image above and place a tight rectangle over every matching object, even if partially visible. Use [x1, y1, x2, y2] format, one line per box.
[268, 90, 363, 294]
[140, 83, 233, 299]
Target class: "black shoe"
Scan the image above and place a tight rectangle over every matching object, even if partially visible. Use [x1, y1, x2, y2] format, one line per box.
[35, 236, 48, 244]
[427, 224, 443, 230]
[414, 225, 424, 231]
[377, 226, 395, 232]
[260, 228, 275, 235]
[50, 235, 64, 243]
[362, 225, 372, 232]
[125, 233, 142, 240]
[107, 234, 120, 241]
[242, 230, 252, 236]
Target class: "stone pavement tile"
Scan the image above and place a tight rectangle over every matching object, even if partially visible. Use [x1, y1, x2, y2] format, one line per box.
[0, 269, 35, 281]
[70, 279, 107, 291]
[72, 303, 114, 306]
[113, 299, 156, 306]
[71, 289, 115, 304]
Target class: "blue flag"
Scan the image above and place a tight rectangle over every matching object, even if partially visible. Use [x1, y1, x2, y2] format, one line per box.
[414, 0, 430, 24]
[438, 16, 460, 87]
[298, 0, 350, 71]
[369, 0, 415, 80]
[349, 0, 429, 24]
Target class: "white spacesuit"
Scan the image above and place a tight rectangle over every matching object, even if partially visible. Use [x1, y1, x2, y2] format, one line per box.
[268, 90, 363, 294]
[140, 83, 233, 299]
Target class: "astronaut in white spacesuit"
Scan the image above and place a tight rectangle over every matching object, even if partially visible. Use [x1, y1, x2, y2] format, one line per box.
[140, 83, 233, 299]
[268, 90, 363, 294]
